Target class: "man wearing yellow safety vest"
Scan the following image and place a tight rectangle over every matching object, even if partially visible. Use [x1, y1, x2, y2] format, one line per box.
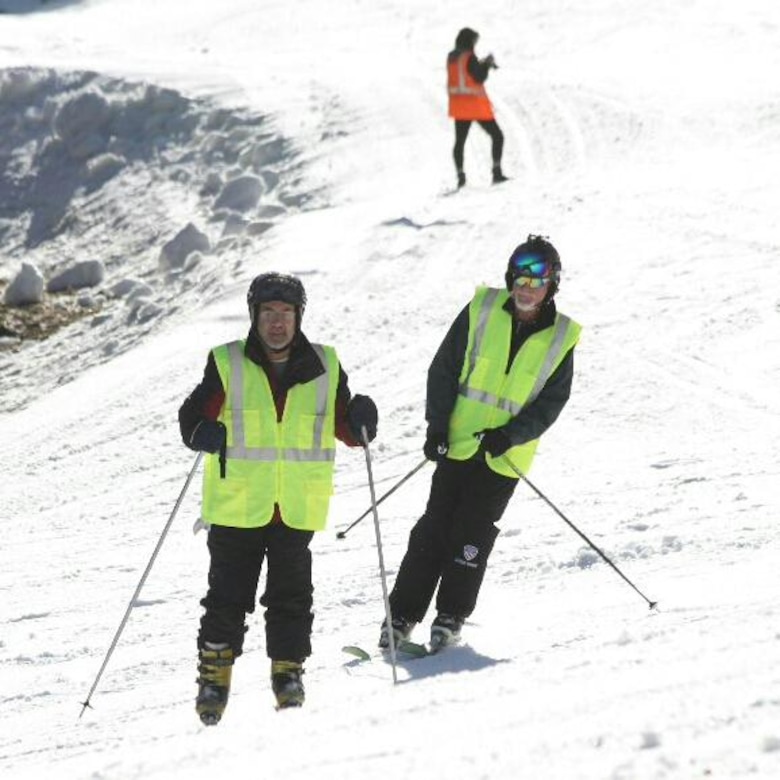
[179, 272, 378, 723]
[447, 27, 507, 188]
[380, 235, 580, 651]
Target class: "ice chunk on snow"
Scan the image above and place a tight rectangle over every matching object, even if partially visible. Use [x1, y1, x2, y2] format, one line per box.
[3, 262, 44, 306]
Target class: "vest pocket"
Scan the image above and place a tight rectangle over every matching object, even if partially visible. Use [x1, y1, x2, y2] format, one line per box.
[302, 479, 333, 531]
[292, 412, 328, 447]
[204, 471, 248, 526]
[470, 355, 502, 386]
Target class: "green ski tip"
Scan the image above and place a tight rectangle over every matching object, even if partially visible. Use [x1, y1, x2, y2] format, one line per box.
[396, 640, 429, 657]
[342, 645, 371, 661]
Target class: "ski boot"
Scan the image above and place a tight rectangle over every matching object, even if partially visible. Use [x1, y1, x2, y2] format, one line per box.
[430, 613, 463, 651]
[492, 166, 509, 184]
[195, 643, 234, 726]
[457, 170, 466, 189]
[378, 616, 415, 650]
[271, 660, 305, 709]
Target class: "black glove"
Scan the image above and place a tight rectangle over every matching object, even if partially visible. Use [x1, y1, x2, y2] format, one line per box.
[347, 394, 378, 444]
[483, 53, 498, 70]
[423, 430, 449, 462]
[190, 420, 227, 453]
[477, 428, 512, 457]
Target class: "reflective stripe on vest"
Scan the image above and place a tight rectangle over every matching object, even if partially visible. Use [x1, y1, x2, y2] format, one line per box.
[201, 340, 339, 530]
[447, 51, 487, 97]
[223, 341, 335, 464]
[447, 52, 494, 121]
[459, 297, 576, 416]
[448, 287, 581, 478]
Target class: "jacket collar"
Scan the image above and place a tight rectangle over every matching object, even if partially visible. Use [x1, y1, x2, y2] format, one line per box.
[502, 297, 558, 333]
[244, 329, 325, 389]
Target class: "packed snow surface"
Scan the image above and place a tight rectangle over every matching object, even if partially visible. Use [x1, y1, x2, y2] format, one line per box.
[1, 1, 779, 778]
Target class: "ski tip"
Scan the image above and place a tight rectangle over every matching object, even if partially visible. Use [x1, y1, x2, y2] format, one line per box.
[396, 640, 429, 658]
[342, 645, 371, 661]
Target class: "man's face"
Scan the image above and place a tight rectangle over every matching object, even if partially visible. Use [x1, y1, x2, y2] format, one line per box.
[510, 276, 550, 315]
[256, 301, 296, 352]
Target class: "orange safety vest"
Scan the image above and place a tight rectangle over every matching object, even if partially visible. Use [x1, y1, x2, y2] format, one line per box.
[447, 51, 494, 121]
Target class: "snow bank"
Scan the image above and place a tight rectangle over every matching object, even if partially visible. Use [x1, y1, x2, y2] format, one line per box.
[0, 66, 304, 412]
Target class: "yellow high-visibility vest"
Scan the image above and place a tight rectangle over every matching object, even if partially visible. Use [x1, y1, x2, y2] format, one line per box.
[448, 287, 581, 477]
[201, 340, 339, 530]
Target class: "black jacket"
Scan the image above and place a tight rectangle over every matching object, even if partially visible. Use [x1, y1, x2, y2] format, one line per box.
[425, 298, 574, 447]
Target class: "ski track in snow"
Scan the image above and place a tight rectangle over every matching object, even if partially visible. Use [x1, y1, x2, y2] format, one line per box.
[1, 1, 779, 778]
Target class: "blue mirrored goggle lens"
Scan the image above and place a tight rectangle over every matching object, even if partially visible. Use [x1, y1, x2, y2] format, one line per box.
[510, 254, 551, 278]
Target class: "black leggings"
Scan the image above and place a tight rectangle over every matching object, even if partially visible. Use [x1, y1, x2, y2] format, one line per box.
[453, 119, 504, 171]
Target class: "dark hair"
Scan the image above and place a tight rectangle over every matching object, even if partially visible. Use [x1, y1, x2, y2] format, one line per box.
[455, 28, 479, 50]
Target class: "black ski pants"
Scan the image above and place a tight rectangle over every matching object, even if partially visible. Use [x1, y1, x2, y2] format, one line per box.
[389, 457, 517, 624]
[198, 522, 314, 662]
[453, 119, 504, 172]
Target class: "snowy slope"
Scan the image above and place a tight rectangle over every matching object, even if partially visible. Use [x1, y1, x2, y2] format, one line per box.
[1, 1, 780, 778]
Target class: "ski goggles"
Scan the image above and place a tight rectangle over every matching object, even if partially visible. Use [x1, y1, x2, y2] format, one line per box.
[513, 275, 550, 289]
[508, 253, 552, 279]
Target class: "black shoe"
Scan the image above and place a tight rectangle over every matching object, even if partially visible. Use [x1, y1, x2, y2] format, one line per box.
[378, 616, 415, 649]
[492, 166, 509, 184]
[271, 660, 305, 709]
[457, 171, 466, 188]
[430, 613, 463, 648]
[196, 644, 234, 726]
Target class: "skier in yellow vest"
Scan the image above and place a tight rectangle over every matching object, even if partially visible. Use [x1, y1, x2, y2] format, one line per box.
[447, 27, 507, 188]
[179, 272, 378, 723]
[380, 235, 580, 650]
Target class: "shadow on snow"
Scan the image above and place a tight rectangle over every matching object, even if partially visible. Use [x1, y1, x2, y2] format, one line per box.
[0, 0, 85, 14]
[396, 645, 511, 683]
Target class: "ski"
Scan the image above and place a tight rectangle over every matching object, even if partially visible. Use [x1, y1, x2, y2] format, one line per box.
[342, 641, 427, 660]
[397, 639, 431, 658]
[342, 637, 451, 661]
[342, 645, 371, 661]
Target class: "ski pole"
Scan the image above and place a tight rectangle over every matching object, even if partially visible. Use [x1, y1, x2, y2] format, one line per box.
[79, 452, 204, 718]
[336, 458, 428, 539]
[360, 426, 398, 684]
[503, 458, 657, 610]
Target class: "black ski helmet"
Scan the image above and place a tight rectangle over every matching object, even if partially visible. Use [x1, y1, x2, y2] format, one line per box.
[504, 234, 562, 300]
[247, 272, 307, 330]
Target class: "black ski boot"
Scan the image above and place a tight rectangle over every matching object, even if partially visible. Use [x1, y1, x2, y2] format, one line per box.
[457, 170, 466, 188]
[271, 660, 305, 709]
[492, 166, 509, 184]
[378, 616, 415, 649]
[430, 613, 463, 649]
[196, 644, 234, 726]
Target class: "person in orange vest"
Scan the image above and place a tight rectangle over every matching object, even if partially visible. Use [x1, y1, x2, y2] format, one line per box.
[447, 27, 507, 188]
